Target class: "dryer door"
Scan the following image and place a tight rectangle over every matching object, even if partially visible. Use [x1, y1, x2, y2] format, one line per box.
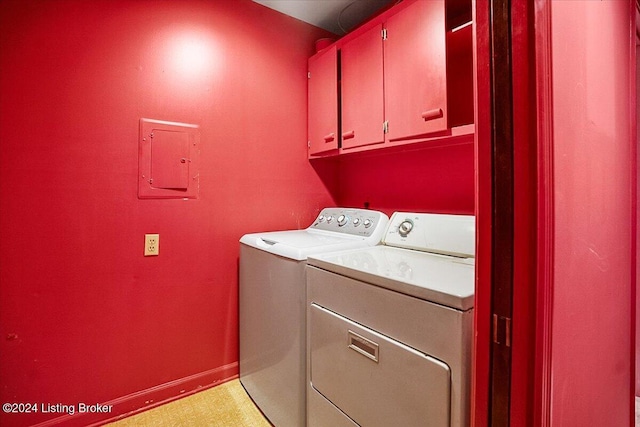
[309, 304, 451, 427]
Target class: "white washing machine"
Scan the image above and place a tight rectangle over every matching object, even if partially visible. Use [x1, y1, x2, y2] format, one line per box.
[239, 208, 389, 427]
[306, 212, 475, 427]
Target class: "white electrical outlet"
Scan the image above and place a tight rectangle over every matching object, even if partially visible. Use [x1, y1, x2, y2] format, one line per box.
[144, 234, 159, 256]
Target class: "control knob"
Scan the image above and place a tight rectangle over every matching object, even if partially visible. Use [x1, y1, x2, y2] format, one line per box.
[398, 219, 414, 237]
[363, 219, 373, 228]
[318, 215, 325, 222]
[326, 215, 334, 223]
[337, 215, 348, 227]
[353, 218, 361, 227]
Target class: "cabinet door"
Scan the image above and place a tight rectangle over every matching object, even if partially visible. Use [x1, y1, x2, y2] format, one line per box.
[308, 45, 339, 156]
[341, 24, 385, 150]
[384, 0, 448, 141]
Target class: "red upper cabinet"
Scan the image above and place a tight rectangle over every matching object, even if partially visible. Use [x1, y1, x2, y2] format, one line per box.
[384, 0, 448, 141]
[307, 0, 473, 158]
[340, 24, 385, 150]
[308, 45, 339, 156]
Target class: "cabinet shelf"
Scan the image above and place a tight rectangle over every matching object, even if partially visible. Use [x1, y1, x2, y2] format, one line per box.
[446, 0, 472, 31]
[446, 20, 474, 130]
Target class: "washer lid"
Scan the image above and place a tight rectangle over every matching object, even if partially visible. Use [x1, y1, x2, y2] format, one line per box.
[307, 245, 475, 310]
[239, 207, 389, 261]
[240, 230, 371, 261]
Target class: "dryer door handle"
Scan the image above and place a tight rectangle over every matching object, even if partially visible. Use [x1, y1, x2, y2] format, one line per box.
[348, 330, 379, 362]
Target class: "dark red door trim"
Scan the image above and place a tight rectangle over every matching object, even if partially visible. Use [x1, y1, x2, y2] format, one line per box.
[487, 0, 514, 425]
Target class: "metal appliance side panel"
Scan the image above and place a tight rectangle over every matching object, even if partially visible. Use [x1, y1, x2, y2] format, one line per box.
[307, 265, 473, 427]
[310, 304, 451, 427]
[239, 244, 306, 427]
[308, 387, 360, 427]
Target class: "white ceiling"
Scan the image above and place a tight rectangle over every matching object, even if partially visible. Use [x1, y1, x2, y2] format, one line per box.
[253, 0, 395, 35]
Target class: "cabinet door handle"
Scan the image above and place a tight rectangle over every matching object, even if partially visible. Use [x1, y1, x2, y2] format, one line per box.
[421, 108, 443, 121]
[323, 133, 335, 142]
[342, 130, 355, 140]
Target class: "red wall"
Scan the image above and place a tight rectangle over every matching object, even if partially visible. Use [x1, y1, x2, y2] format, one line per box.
[637, 41, 640, 397]
[0, 1, 334, 425]
[326, 142, 475, 217]
[550, 1, 633, 425]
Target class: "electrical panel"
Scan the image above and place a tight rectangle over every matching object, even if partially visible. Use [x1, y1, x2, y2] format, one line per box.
[138, 118, 200, 199]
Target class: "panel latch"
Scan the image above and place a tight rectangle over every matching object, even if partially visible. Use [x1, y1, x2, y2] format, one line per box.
[492, 314, 511, 347]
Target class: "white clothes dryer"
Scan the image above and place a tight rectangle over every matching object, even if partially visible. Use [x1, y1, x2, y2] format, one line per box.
[306, 212, 475, 427]
[239, 207, 389, 427]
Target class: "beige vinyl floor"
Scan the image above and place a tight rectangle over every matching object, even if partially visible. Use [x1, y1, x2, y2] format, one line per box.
[107, 386, 640, 426]
[106, 379, 271, 427]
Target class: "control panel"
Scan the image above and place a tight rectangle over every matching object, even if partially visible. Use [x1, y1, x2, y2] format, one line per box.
[309, 208, 388, 238]
[384, 212, 476, 257]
